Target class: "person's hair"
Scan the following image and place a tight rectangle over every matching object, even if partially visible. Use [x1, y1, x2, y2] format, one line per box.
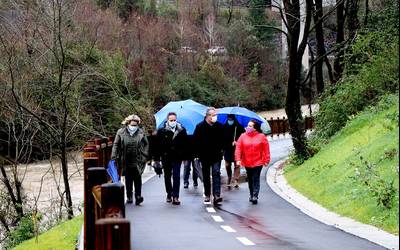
[249, 119, 262, 133]
[167, 112, 177, 119]
[206, 107, 216, 116]
[227, 114, 235, 119]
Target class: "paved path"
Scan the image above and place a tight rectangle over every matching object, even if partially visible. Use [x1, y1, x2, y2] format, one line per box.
[127, 138, 384, 250]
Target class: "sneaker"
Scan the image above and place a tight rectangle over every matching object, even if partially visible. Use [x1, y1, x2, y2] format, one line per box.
[166, 196, 172, 203]
[233, 180, 239, 188]
[127, 197, 133, 204]
[184, 183, 189, 189]
[249, 196, 253, 203]
[172, 197, 181, 205]
[135, 196, 144, 206]
[251, 197, 258, 205]
[213, 196, 223, 205]
[204, 196, 211, 203]
[193, 182, 198, 187]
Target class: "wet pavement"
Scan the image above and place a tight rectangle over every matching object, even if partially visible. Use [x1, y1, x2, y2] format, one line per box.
[127, 138, 384, 250]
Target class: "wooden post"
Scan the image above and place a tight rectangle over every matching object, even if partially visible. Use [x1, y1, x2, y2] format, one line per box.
[85, 167, 107, 250]
[283, 116, 289, 135]
[101, 183, 125, 218]
[83, 141, 97, 250]
[95, 218, 130, 250]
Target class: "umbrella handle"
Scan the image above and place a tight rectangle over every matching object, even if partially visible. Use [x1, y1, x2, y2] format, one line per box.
[233, 126, 237, 142]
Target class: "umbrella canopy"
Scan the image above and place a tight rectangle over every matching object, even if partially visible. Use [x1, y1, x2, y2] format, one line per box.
[217, 106, 271, 134]
[154, 99, 207, 135]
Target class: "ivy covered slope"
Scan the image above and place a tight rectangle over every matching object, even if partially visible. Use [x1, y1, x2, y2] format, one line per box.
[285, 95, 399, 235]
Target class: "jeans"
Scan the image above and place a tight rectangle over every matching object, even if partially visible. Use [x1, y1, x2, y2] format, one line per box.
[163, 161, 182, 198]
[245, 166, 263, 198]
[201, 160, 221, 197]
[183, 160, 198, 185]
[125, 167, 142, 199]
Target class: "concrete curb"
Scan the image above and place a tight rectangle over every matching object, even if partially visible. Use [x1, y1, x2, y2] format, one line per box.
[77, 168, 156, 250]
[266, 159, 399, 250]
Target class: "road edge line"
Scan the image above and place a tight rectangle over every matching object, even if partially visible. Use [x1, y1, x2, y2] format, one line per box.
[266, 159, 399, 250]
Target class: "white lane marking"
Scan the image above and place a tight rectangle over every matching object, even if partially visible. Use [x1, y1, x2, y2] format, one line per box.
[212, 215, 224, 222]
[221, 225, 237, 233]
[236, 237, 256, 246]
[206, 207, 216, 213]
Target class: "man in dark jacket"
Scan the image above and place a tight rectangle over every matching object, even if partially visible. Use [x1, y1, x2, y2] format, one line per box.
[222, 114, 245, 188]
[154, 112, 188, 205]
[193, 107, 224, 205]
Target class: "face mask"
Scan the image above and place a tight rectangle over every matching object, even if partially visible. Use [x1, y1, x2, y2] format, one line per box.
[128, 125, 138, 133]
[227, 120, 234, 125]
[168, 121, 177, 128]
[245, 127, 255, 133]
[211, 116, 218, 123]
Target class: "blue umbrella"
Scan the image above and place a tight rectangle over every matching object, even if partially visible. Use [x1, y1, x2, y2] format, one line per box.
[154, 99, 207, 135]
[217, 106, 271, 134]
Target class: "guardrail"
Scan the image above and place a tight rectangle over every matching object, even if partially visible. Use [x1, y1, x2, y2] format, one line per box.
[266, 116, 314, 136]
[83, 137, 130, 250]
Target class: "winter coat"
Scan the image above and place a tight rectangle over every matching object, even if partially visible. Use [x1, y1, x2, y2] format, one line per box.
[111, 127, 149, 174]
[193, 120, 224, 163]
[222, 120, 245, 162]
[235, 131, 270, 168]
[153, 123, 189, 163]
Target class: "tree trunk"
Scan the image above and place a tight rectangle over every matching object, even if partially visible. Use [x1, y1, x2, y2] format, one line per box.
[227, 0, 234, 24]
[364, 0, 369, 26]
[313, 0, 326, 94]
[0, 164, 23, 218]
[347, 0, 360, 41]
[284, 0, 309, 159]
[333, 0, 345, 82]
[61, 145, 73, 219]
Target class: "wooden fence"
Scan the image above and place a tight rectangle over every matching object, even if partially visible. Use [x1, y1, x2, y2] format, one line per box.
[266, 116, 314, 136]
[83, 137, 130, 250]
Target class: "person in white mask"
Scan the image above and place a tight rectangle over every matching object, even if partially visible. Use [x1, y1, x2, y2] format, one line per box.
[111, 114, 149, 205]
[193, 107, 224, 205]
[153, 112, 188, 205]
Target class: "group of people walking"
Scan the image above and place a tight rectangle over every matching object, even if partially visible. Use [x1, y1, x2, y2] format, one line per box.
[111, 107, 270, 206]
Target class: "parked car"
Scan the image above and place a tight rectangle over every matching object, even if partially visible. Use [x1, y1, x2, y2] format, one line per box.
[206, 46, 227, 56]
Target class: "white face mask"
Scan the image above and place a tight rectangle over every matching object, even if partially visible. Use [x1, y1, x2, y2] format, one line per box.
[211, 116, 218, 123]
[128, 125, 138, 133]
[168, 121, 177, 128]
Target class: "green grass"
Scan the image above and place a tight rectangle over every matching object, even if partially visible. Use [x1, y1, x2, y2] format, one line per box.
[12, 215, 83, 250]
[285, 95, 399, 235]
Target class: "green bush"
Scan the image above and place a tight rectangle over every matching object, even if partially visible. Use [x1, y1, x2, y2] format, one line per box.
[4, 215, 35, 249]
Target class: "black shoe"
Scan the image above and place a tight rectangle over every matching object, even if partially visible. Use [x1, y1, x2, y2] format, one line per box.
[213, 196, 223, 205]
[251, 197, 258, 205]
[204, 196, 211, 203]
[127, 197, 133, 204]
[249, 197, 253, 203]
[193, 182, 198, 187]
[135, 196, 144, 206]
[166, 196, 172, 203]
[184, 183, 189, 189]
[172, 197, 181, 205]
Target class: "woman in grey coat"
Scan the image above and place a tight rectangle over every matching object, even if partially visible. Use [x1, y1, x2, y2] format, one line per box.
[111, 114, 149, 205]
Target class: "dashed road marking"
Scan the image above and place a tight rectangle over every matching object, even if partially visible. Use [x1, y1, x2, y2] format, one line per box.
[212, 215, 224, 222]
[206, 207, 216, 213]
[221, 225, 237, 233]
[236, 237, 256, 246]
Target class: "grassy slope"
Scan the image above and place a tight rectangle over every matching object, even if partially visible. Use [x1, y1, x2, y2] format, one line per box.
[285, 96, 399, 235]
[12, 215, 83, 250]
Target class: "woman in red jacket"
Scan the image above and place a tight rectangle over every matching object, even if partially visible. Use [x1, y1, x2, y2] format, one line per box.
[235, 119, 270, 204]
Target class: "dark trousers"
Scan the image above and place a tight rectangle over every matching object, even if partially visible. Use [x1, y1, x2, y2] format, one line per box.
[183, 160, 198, 185]
[125, 167, 142, 199]
[245, 166, 263, 198]
[163, 161, 182, 198]
[201, 160, 221, 197]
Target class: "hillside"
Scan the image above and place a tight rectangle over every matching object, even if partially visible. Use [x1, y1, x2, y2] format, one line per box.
[284, 95, 399, 234]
